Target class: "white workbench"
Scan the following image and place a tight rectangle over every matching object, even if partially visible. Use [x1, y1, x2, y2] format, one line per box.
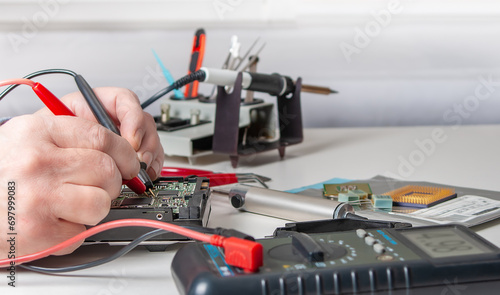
[6, 125, 500, 294]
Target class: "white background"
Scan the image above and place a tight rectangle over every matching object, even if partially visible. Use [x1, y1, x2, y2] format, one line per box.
[1, 0, 500, 127]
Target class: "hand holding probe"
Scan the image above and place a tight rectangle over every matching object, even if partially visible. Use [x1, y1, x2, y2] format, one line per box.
[28, 78, 151, 195]
[0, 71, 152, 194]
[74, 75, 154, 195]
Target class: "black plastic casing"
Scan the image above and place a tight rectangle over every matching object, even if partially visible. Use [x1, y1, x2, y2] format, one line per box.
[172, 225, 500, 295]
[247, 73, 294, 96]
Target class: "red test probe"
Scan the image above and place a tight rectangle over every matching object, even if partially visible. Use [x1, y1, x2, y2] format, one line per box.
[0, 79, 147, 194]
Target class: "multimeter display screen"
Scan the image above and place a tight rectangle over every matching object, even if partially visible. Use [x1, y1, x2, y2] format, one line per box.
[401, 227, 492, 258]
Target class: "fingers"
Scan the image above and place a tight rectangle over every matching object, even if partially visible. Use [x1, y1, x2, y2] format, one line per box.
[146, 144, 164, 180]
[36, 87, 164, 179]
[55, 148, 123, 197]
[1, 115, 134, 258]
[44, 116, 140, 180]
[56, 87, 141, 135]
[89, 88, 164, 179]
[51, 184, 113, 226]
[134, 113, 164, 180]
[21, 143, 123, 226]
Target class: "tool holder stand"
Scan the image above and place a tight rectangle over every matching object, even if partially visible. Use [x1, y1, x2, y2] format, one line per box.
[213, 73, 304, 168]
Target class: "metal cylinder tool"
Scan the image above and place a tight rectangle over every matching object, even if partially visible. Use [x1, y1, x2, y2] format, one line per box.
[226, 185, 355, 222]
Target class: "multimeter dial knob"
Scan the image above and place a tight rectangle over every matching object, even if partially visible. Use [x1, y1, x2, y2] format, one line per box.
[268, 232, 348, 263]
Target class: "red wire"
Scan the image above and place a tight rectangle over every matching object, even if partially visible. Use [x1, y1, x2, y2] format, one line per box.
[0, 78, 36, 88]
[0, 219, 222, 268]
[0, 81, 244, 268]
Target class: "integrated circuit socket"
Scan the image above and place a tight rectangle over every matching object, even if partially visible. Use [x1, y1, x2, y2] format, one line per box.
[157, 190, 180, 197]
[120, 197, 153, 207]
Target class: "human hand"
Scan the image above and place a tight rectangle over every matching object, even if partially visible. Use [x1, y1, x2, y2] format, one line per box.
[0, 114, 141, 257]
[36, 87, 164, 180]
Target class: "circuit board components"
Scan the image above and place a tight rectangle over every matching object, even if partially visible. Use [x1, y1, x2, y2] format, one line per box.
[112, 180, 204, 216]
[86, 177, 211, 247]
[323, 183, 372, 197]
[371, 195, 393, 209]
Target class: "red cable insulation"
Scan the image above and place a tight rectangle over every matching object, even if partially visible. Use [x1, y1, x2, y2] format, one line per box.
[0, 81, 240, 268]
[31, 82, 75, 116]
[0, 79, 36, 88]
[0, 219, 220, 268]
[1, 79, 146, 194]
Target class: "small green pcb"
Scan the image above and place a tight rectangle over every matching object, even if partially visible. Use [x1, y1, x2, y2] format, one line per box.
[324, 183, 372, 197]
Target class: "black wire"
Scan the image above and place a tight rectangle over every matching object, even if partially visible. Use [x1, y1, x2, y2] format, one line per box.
[0, 69, 77, 101]
[20, 229, 166, 274]
[0, 68, 206, 110]
[141, 69, 206, 109]
[20, 226, 217, 274]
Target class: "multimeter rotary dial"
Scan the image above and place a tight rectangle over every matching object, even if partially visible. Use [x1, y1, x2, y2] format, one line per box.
[267, 232, 352, 263]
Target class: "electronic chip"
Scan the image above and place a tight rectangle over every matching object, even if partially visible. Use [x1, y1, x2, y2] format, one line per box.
[383, 185, 456, 208]
[371, 195, 393, 209]
[338, 192, 360, 202]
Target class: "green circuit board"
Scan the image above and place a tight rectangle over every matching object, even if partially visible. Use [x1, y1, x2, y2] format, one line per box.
[111, 181, 200, 214]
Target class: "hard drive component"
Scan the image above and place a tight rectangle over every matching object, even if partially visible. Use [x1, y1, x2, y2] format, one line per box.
[86, 177, 211, 246]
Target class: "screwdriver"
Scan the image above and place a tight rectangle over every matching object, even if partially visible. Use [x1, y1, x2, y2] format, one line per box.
[184, 28, 206, 98]
[74, 75, 154, 195]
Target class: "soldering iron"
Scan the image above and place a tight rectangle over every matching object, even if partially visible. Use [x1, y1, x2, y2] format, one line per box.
[200, 67, 295, 97]
[141, 68, 337, 109]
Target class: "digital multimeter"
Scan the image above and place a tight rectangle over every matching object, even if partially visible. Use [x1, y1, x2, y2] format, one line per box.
[172, 224, 500, 295]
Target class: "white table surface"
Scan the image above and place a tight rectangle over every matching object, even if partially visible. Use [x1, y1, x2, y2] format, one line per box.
[6, 125, 500, 294]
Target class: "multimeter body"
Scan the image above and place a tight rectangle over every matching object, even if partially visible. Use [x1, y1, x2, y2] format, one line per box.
[172, 224, 500, 295]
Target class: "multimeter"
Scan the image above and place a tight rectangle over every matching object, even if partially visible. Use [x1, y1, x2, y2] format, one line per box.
[172, 224, 500, 295]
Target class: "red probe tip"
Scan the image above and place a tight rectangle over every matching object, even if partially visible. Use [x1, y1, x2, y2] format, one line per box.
[123, 177, 147, 194]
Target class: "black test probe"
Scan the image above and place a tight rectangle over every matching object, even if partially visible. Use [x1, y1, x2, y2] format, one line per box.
[74, 75, 155, 194]
[0, 69, 154, 195]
